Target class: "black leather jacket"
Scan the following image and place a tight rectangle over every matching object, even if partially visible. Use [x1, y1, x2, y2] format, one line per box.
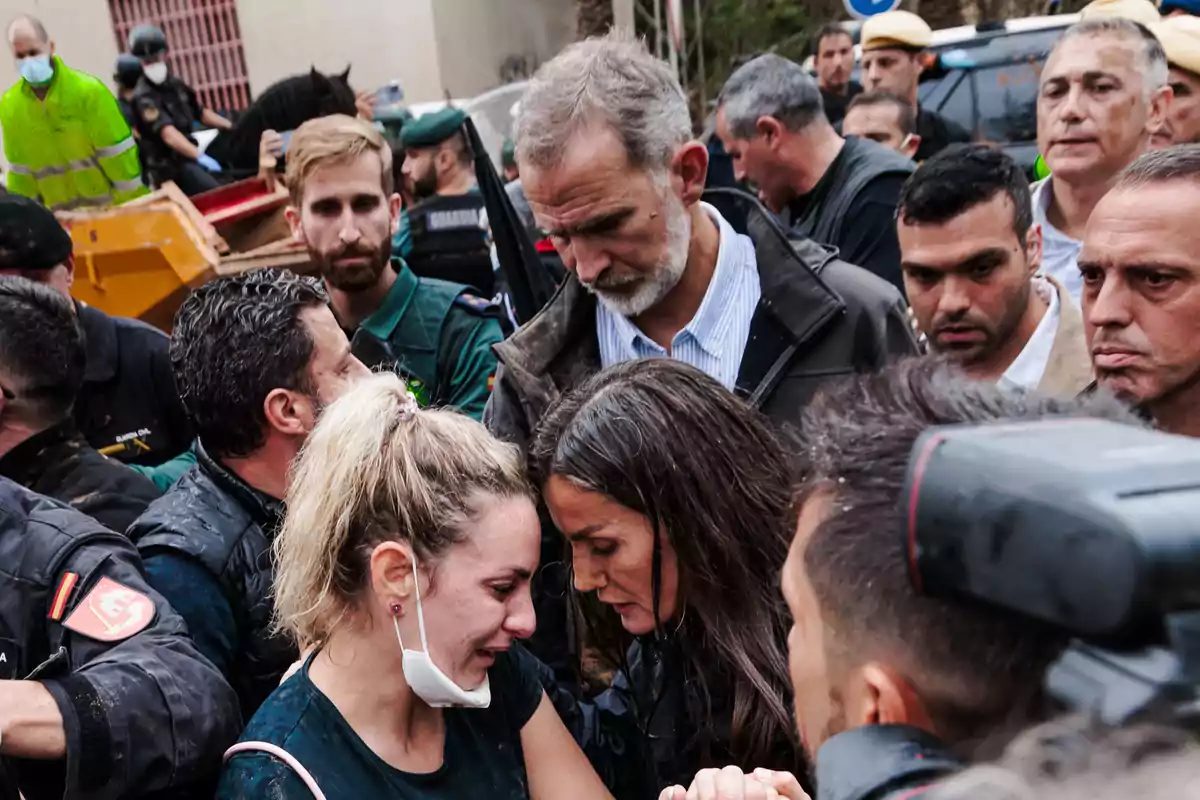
[128, 442, 295, 716]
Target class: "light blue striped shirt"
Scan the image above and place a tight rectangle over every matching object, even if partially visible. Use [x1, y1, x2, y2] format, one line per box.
[597, 203, 761, 390]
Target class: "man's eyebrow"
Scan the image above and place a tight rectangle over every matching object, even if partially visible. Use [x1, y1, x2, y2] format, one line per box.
[901, 247, 1008, 275]
[546, 208, 635, 239]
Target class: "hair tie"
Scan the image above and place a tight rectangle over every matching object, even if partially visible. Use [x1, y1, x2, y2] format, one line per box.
[397, 390, 419, 420]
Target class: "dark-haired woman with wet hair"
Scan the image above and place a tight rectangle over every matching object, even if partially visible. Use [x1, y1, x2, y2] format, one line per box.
[529, 358, 804, 799]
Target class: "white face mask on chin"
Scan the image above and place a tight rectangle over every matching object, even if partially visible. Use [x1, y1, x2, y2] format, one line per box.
[392, 558, 492, 709]
[143, 62, 169, 85]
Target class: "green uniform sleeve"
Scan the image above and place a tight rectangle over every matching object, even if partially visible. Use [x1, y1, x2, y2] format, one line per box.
[127, 447, 198, 492]
[439, 310, 503, 421]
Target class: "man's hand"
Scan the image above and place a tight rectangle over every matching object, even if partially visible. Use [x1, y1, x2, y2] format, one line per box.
[658, 767, 810, 800]
[259, 129, 285, 174]
[355, 91, 377, 121]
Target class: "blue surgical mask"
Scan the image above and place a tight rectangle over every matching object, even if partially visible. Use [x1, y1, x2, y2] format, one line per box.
[392, 558, 492, 709]
[18, 55, 53, 86]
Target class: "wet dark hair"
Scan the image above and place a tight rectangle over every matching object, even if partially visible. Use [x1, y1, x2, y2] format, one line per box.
[170, 268, 329, 459]
[796, 358, 1144, 752]
[812, 22, 853, 57]
[898, 143, 1032, 244]
[531, 358, 797, 772]
[0, 276, 84, 424]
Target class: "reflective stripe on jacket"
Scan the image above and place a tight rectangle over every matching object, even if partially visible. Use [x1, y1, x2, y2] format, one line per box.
[0, 56, 147, 210]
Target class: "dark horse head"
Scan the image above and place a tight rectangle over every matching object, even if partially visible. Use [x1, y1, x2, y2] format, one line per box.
[205, 66, 358, 174]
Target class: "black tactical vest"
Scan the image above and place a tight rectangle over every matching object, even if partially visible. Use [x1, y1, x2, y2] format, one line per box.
[406, 193, 495, 297]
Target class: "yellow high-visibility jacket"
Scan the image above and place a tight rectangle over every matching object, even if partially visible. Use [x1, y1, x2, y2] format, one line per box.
[0, 56, 148, 210]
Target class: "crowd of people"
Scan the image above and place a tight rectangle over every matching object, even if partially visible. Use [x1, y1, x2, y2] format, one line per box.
[0, 2, 1199, 799]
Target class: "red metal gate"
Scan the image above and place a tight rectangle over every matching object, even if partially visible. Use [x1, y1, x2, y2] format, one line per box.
[108, 0, 252, 115]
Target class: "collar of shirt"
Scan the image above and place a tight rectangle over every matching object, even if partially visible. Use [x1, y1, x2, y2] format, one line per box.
[1002, 275, 1060, 391]
[359, 259, 419, 341]
[1031, 177, 1084, 303]
[195, 439, 285, 531]
[596, 203, 761, 389]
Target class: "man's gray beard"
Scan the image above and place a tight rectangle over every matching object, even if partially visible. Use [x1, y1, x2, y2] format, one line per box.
[591, 196, 693, 318]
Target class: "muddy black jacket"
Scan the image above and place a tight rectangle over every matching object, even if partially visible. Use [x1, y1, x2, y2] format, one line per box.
[0, 477, 239, 800]
[128, 442, 295, 717]
[485, 192, 919, 677]
[0, 421, 161, 532]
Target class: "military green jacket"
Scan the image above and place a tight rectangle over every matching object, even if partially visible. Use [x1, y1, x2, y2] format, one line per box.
[351, 260, 503, 420]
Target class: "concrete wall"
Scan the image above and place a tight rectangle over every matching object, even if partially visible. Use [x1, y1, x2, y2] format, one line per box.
[234, 0, 445, 102]
[432, 0, 574, 98]
[0, 0, 120, 169]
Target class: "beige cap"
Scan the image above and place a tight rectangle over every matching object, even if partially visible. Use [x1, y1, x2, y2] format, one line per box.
[861, 11, 933, 52]
[1151, 15, 1200, 75]
[1080, 0, 1161, 25]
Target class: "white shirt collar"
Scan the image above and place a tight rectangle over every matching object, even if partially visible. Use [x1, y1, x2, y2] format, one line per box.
[1002, 276, 1060, 391]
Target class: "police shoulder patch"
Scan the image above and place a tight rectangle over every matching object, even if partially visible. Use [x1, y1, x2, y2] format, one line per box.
[453, 293, 497, 314]
[61, 576, 155, 642]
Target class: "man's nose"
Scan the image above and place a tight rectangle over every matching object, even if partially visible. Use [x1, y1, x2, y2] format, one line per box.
[1058, 84, 1087, 123]
[569, 238, 611, 284]
[937, 277, 972, 316]
[338, 212, 362, 244]
[1085, 276, 1132, 329]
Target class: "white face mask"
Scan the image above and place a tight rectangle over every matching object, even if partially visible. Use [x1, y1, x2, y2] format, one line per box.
[392, 558, 492, 709]
[143, 62, 169, 85]
[18, 54, 53, 86]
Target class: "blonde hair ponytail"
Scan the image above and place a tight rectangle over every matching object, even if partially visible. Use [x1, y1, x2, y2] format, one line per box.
[273, 372, 529, 647]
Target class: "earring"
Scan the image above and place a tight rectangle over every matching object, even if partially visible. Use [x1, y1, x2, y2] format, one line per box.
[390, 602, 402, 616]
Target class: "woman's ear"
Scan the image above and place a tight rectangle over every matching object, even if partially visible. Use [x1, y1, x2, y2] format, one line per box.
[369, 541, 417, 611]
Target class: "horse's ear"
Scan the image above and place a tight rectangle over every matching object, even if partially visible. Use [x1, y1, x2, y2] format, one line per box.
[310, 65, 320, 79]
[339, 65, 351, 83]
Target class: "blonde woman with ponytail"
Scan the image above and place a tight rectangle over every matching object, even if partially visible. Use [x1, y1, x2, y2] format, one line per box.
[218, 373, 613, 800]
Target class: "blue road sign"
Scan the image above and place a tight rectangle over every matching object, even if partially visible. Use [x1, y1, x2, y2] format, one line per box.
[843, 0, 901, 20]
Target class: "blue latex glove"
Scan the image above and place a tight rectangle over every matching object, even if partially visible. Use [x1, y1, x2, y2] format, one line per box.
[197, 153, 222, 173]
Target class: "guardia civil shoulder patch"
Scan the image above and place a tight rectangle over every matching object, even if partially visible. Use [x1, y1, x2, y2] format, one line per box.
[61, 577, 155, 642]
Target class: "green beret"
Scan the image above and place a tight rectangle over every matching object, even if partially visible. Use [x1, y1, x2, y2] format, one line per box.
[401, 107, 467, 149]
[501, 137, 516, 168]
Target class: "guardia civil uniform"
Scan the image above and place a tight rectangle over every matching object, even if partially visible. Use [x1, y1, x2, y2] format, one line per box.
[401, 107, 496, 297]
[350, 259, 503, 421]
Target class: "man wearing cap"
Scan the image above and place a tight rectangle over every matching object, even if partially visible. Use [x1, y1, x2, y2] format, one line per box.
[501, 137, 519, 182]
[1151, 17, 1200, 148]
[128, 24, 231, 195]
[1034, 18, 1169, 303]
[1080, 0, 1162, 24]
[1, 15, 146, 210]
[401, 106, 496, 297]
[0, 195, 193, 467]
[860, 10, 972, 162]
